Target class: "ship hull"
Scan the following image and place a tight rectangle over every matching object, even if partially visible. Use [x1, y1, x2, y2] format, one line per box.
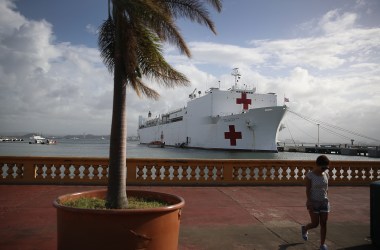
[138, 106, 286, 152]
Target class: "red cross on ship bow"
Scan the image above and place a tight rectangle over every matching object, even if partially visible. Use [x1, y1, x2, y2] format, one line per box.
[236, 92, 251, 110]
[224, 125, 242, 146]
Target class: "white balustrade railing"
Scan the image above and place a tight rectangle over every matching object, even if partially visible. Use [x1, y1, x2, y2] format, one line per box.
[1, 156, 379, 185]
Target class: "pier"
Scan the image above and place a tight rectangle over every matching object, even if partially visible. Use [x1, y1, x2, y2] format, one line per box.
[278, 144, 380, 158]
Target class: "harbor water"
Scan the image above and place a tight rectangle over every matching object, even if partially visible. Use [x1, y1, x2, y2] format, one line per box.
[0, 139, 379, 161]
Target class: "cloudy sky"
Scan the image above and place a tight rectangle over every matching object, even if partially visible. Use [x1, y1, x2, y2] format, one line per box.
[0, 0, 379, 145]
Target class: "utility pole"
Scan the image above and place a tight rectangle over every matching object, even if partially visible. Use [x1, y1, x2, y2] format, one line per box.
[317, 123, 320, 147]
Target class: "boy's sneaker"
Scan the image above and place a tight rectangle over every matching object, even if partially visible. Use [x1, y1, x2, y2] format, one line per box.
[301, 226, 308, 241]
[320, 244, 328, 250]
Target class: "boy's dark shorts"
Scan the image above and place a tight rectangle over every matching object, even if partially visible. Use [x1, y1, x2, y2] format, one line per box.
[309, 199, 330, 214]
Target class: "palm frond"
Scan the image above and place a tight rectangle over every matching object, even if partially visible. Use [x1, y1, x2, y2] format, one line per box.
[125, 0, 191, 57]
[98, 16, 115, 73]
[101, 0, 221, 97]
[130, 78, 160, 100]
[205, 0, 223, 12]
[136, 26, 189, 88]
[162, 0, 221, 34]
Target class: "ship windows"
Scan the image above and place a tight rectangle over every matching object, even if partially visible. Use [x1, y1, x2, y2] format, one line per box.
[170, 117, 183, 123]
[236, 90, 254, 94]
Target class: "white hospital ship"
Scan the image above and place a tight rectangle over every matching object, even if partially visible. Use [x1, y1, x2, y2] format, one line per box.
[138, 69, 287, 152]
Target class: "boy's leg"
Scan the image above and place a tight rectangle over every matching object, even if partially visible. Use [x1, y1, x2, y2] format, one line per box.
[319, 212, 328, 245]
[302, 207, 319, 241]
[306, 210, 320, 230]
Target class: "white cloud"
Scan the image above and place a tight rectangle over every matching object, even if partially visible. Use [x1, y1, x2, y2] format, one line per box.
[0, 2, 379, 144]
[188, 42, 268, 67]
[319, 10, 357, 34]
[0, 0, 24, 34]
[0, 1, 113, 135]
[85, 24, 97, 35]
[250, 25, 380, 71]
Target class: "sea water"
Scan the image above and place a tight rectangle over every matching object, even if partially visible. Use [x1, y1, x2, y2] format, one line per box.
[0, 139, 379, 161]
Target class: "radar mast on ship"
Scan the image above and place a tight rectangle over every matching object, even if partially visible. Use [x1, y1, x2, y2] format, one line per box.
[231, 68, 241, 89]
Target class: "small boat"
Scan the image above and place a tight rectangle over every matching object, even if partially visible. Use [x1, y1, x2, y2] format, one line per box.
[45, 139, 57, 145]
[148, 141, 165, 148]
[29, 135, 46, 144]
[29, 135, 57, 145]
[0, 138, 23, 142]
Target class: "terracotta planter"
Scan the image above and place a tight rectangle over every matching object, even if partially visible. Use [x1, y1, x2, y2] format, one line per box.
[53, 189, 185, 250]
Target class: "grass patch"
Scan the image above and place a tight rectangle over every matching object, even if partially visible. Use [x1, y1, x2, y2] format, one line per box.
[62, 197, 106, 209]
[61, 197, 170, 209]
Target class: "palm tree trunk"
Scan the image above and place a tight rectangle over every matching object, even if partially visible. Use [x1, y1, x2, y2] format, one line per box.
[106, 6, 128, 209]
[106, 69, 128, 209]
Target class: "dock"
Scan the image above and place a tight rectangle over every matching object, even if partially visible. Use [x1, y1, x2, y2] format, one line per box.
[278, 144, 380, 158]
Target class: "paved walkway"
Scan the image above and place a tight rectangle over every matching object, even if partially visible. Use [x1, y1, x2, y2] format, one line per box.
[0, 185, 376, 250]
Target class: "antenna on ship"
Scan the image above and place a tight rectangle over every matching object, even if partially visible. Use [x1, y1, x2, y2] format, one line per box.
[231, 68, 241, 88]
[189, 88, 197, 99]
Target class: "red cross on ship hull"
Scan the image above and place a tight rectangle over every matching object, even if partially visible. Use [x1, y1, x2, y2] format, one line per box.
[224, 125, 242, 146]
[236, 92, 252, 110]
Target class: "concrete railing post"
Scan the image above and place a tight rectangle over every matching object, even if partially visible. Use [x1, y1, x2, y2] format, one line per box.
[22, 161, 36, 183]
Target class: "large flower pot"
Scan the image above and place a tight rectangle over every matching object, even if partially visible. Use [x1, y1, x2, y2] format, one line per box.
[53, 189, 185, 250]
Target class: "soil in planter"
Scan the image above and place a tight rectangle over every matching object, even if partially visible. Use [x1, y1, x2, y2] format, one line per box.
[61, 197, 169, 209]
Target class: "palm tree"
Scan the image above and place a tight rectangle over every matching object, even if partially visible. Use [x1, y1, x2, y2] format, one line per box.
[98, 0, 222, 209]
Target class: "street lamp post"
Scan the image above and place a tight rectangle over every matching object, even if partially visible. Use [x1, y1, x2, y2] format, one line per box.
[317, 123, 320, 147]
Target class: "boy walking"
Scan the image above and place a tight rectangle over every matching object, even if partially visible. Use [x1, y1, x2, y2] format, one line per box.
[301, 155, 330, 250]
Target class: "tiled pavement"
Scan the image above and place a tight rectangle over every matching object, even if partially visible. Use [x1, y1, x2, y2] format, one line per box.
[0, 185, 377, 250]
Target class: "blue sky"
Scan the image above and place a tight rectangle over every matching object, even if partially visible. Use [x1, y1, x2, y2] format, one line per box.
[1, 0, 380, 145]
